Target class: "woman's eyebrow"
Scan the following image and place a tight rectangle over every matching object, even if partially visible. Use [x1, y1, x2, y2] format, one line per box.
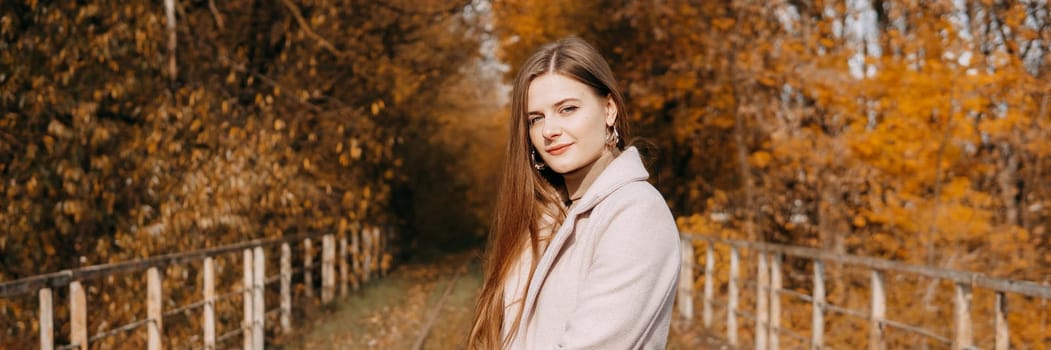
[553, 97, 581, 107]
[528, 98, 581, 115]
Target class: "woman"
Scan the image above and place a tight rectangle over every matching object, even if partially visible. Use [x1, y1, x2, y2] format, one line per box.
[468, 37, 680, 349]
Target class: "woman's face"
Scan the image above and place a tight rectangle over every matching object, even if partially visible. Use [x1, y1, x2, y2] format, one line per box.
[526, 73, 616, 175]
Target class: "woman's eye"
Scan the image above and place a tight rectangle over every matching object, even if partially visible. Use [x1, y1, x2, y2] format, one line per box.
[528, 115, 544, 125]
[560, 106, 578, 114]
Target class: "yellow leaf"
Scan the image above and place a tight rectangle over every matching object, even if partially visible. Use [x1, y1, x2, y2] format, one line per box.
[853, 215, 867, 228]
[350, 139, 362, 160]
[370, 101, 383, 115]
[749, 151, 772, 168]
[713, 17, 735, 31]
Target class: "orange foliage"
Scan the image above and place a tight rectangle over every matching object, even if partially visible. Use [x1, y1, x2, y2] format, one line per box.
[494, 0, 1051, 347]
[0, 0, 485, 348]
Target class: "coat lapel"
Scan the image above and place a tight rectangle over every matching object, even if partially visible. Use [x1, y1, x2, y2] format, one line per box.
[517, 206, 577, 333]
[515, 147, 650, 336]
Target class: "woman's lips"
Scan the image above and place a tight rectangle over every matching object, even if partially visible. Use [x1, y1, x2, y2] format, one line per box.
[546, 143, 571, 155]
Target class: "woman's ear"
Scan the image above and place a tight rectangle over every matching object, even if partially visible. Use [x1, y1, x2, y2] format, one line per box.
[605, 96, 617, 127]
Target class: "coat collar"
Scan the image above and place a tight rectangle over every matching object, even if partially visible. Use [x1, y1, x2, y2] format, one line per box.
[516, 146, 650, 335]
[569, 147, 650, 215]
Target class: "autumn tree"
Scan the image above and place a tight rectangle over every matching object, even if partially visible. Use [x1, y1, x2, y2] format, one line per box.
[0, 0, 488, 347]
[493, 0, 1051, 346]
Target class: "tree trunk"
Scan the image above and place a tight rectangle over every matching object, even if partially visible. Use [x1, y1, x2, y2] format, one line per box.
[818, 168, 847, 255]
[729, 6, 758, 242]
[997, 145, 1020, 226]
[165, 0, 177, 85]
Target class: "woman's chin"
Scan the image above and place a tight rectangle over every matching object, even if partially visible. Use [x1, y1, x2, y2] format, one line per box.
[545, 164, 569, 174]
[546, 163, 583, 175]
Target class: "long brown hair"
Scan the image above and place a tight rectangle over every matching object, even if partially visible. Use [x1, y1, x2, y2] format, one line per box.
[467, 37, 631, 349]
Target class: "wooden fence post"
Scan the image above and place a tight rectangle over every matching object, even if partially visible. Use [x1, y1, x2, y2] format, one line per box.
[994, 292, 1008, 350]
[322, 234, 335, 303]
[376, 227, 384, 277]
[39, 287, 53, 350]
[678, 237, 694, 325]
[252, 247, 264, 350]
[373, 227, 381, 278]
[147, 266, 163, 350]
[203, 257, 216, 350]
[756, 252, 769, 350]
[728, 246, 739, 347]
[70, 281, 87, 350]
[281, 243, 292, 334]
[304, 238, 314, 297]
[340, 236, 348, 297]
[770, 254, 782, 350]
[376, 227, 384, 276]
[380, 227, 390, 277]
[869, 270, 886, 350]
[243, 249, 253, 350]
[362, 227, 372, 283]
[351, 226, 361, 290]
[812, 260, 825, 350]
[368, 227, 377, 280]
[703, 243, 714, 328]
[953, 283, 973, 350]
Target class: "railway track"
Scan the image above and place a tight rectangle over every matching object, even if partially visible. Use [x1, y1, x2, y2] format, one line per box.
[283, 251, 481, 350]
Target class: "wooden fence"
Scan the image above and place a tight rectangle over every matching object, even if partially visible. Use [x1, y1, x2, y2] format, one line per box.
[676, 234, 1051, 350]
[0, 225, 393, 350]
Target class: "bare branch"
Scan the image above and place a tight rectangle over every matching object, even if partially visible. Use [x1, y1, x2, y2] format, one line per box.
[0, 130, 21, 150]
[208, 0, 224, 30]
[165, 0, 178, 84]
[217, 54, 323, 113]
[374, 1, 469, 17]
[280, 0, 345, 57]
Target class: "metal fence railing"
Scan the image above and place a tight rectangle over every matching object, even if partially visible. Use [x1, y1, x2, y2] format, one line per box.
[1, 225, 393, 350]
[675, 234, 1051, 350]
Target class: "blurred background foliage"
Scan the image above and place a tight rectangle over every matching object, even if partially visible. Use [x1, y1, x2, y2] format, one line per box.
[3, 0, 1051, 348]
[0, 0, 500, 346]
[494, 0, 1050, 276]
[492, 0, 1051, 347]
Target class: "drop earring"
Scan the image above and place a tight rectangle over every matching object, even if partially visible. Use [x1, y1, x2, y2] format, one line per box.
[606, 126, 621, 147]
[531, 148, 547, 171]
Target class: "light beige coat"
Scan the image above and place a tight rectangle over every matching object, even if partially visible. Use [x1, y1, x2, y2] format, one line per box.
[503, 147, 681, 349]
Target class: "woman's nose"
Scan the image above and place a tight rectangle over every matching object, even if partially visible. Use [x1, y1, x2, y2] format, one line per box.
[541, 118, 562, 139]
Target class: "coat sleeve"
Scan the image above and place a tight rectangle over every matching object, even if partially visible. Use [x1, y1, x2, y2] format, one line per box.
[554, 184, 681, 349]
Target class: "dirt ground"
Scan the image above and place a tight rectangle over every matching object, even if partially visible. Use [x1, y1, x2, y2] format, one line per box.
[280, 251, 726, 349]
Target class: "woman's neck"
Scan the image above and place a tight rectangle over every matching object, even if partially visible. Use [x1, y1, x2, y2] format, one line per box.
[562, 148, 618, 203]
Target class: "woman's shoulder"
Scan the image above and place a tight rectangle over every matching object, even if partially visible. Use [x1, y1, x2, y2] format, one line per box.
[592, 180, 673, 224]
[604, 181, 667, 208]
[587, 180, 679, 250]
